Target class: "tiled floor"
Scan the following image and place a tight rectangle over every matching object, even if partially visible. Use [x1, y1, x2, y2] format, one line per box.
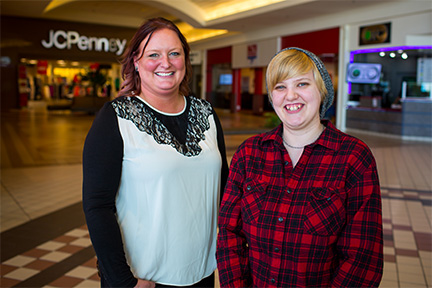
[1, 107, 431, 287]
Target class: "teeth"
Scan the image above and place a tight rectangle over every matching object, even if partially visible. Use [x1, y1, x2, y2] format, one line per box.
[156, 72, 173, 76]
[286, 104, 302, 111]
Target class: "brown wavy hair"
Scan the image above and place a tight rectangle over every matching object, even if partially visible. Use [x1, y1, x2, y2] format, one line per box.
[117, 17, 192, 97]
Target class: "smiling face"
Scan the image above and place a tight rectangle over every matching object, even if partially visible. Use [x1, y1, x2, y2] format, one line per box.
[271, 70, 322, 130]
[266, 49, 327, 131]
[134, 28, 186, 99]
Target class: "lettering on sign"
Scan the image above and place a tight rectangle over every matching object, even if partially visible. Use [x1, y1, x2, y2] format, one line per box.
[41, 30, 127, 56]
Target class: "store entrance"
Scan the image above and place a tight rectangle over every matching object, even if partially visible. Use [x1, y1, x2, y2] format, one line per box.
[19, 58, 121, 112]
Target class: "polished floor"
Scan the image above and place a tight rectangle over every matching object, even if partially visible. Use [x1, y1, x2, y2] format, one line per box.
[1, 105, 431, 287]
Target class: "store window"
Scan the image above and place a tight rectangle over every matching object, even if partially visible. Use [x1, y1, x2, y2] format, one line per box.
[348, 46, 432, 109]
[19, 58, 120, 101]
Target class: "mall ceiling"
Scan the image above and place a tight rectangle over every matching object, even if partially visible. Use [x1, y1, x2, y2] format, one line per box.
[0, 0, 409, 44]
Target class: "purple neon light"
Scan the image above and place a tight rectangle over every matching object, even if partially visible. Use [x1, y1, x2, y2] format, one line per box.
[347, 45, 432, 93]
[349, 45, 432, 62]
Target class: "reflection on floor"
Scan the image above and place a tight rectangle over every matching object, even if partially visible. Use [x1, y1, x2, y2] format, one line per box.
[1, 107, 431, 287]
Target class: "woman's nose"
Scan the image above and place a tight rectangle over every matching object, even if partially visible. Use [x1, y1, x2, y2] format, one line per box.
[160, 54, 171, 67]
[285, 87, 299, 100]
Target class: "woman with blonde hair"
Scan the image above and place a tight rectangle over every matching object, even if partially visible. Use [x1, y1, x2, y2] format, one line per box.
[217, 47, 383, 287]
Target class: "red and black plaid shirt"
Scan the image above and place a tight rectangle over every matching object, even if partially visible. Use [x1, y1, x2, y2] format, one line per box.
[217, 121, 383, 287]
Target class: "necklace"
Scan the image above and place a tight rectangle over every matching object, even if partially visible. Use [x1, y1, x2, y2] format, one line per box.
[283, 126, 325, 149]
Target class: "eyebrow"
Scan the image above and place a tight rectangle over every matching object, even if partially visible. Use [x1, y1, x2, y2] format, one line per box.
[293, 76, 313, 82]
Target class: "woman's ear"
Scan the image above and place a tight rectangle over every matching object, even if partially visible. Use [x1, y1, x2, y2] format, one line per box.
[133, 59, 139, 72]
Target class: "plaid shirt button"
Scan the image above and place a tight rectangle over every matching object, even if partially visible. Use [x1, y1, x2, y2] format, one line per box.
[278, 217, 284, 222]
[287, 189, 291, 194]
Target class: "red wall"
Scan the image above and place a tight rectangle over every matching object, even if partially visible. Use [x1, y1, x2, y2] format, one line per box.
[281, 27, 339, 55]
[206, 46, 232, 93]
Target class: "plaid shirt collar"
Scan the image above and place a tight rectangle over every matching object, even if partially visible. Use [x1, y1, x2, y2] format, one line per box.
[260, 120, 341, 152]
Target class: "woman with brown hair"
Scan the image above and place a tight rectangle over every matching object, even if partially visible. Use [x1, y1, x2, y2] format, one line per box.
[83, 17, 228, 288]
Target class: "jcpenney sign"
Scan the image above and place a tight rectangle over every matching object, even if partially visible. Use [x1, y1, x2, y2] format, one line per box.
[41, 30, 127, 56]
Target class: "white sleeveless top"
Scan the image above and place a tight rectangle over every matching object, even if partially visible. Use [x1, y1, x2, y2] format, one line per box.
[113, 96, 222, 285]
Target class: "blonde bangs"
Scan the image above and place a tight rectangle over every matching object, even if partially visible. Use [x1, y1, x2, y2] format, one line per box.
[266, 49, 327, 102]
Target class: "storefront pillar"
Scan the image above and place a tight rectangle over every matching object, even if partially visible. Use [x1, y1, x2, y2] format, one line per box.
[253, 68, 264, 115]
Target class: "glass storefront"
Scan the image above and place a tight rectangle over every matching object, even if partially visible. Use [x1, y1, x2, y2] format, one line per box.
[348, 46, 432, 109]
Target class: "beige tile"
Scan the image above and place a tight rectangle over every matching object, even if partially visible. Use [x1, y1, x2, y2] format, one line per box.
[397, 255, 422, 266]
[384, 246, 396, 255]
[70, 238, 92, 248]
[419, 251, 432, 268]
[382, 262, 398, 285]
[398, 277, 426, 286]
[379, 280, 399, 288]
[74, 280, 100, 288]
[40, 251, 70, 262]
[3, 255, 35, 267]
[425, 269, 432, 287]
[393, 230, 417, 250]
[65, 228, 89, 238]
[3, 267, 39, 281]
[397, 263, 426, 275]
[66, 266, 98, 279]
[398, 282, 427, 287]
[37, 241, 67, 251]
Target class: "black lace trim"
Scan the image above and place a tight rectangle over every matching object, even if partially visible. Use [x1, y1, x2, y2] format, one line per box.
[112, 96, 213, 157]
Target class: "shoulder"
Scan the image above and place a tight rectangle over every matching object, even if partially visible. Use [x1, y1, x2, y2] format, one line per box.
[325, 122, 376, 167]
[109, 96, 144, 119]
[188, 96, 213, 112]
[324, 121, 370, 151]
[237, 126, 280, 153]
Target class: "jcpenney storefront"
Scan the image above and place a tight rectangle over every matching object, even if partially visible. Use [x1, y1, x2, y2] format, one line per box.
[1, 16, 137, 112]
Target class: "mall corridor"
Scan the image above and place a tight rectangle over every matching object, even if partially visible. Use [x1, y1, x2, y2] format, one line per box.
[1, 107, 431, 288]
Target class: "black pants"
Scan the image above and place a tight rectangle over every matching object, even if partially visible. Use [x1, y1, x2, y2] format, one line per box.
[100, 273, 215, 288]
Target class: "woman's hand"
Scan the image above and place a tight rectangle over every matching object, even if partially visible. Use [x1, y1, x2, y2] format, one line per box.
[134, 278, 156, 288]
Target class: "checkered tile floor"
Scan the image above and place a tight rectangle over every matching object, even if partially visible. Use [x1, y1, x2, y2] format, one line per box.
[1, 226, 99, 287]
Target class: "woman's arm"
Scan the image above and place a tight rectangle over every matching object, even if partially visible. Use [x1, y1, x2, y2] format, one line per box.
[217, 145, 252, 287]
[82, 102, 138, 287]
[212, 108, 229, 199]
[331, 154, 383, 287]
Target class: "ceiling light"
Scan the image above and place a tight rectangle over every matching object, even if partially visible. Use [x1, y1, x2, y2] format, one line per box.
[379, 52, 385, 57]
[205, 0, 286, 20]
[401, 53, 408, 60]
[389, 52, 396, 58]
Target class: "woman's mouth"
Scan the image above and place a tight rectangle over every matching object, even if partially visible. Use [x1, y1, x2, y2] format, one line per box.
[285, 104, 303, 112]
[155, 72, 174, 77]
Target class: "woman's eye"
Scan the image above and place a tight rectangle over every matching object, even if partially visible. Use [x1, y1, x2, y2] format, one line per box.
[170, 51, 181, 57]
[148, 53, 159, 58]
[274, 85, 285, 90]
[298, 82, 309, 87]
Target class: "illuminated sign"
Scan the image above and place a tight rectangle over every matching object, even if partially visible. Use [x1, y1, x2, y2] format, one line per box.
[359, 23, 391, 46]
[347, 63, 382, 84]
[41, 30, 127, 56]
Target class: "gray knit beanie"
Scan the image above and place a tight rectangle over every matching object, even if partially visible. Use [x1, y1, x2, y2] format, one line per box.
[267, 47, 334, 119]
